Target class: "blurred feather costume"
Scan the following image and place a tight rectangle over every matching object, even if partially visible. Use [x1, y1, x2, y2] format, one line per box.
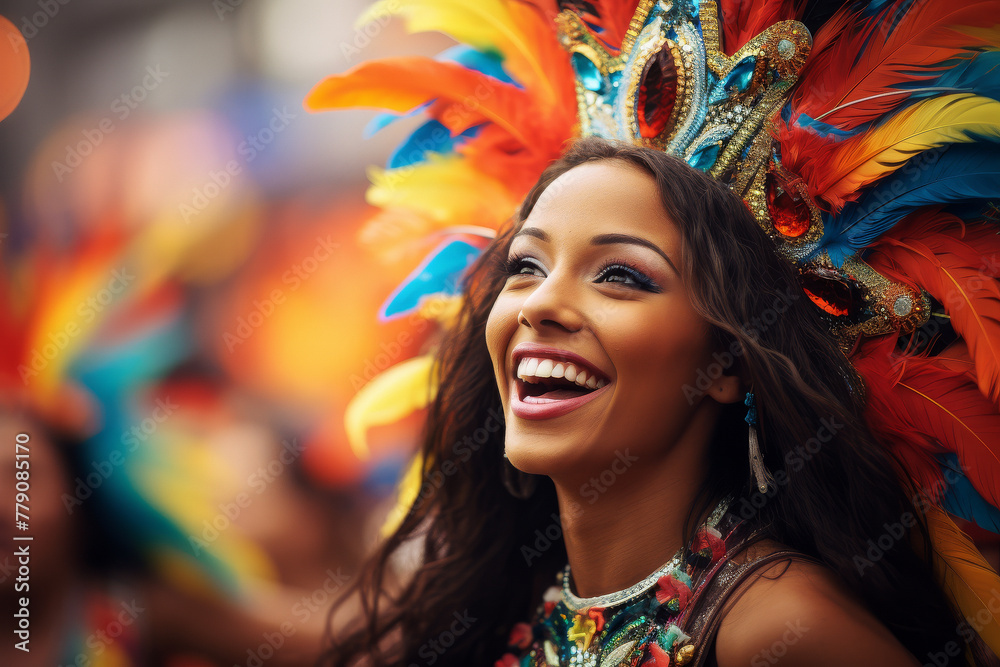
[0, 230, 273, 598]
[306, 0, 1000, 659]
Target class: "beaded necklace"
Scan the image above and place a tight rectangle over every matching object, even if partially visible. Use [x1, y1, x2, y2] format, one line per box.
[495, 498, 733, 667]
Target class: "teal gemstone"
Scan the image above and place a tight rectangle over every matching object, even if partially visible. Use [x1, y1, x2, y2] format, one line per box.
[686, 143, 721, 171]
[572, 52, 604, 93]
[728, 56, 756, 91]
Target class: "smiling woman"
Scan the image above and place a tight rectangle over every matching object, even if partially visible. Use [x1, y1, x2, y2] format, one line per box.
[319, 137, 993, 667]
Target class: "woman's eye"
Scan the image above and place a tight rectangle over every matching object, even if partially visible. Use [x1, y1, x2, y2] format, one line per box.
[502, 255, 544, 277]
[595, 262, 662, 293]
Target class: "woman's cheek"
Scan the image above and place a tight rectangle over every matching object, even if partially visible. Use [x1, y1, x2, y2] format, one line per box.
[485, 296, 518, 376]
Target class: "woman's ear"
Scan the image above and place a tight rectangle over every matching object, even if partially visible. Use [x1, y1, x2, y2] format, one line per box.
[707, 373, 744, 405]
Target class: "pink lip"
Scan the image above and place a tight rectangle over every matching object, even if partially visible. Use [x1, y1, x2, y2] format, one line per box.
[508, 342, 612, 421]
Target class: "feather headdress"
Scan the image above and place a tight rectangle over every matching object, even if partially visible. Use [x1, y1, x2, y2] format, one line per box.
[307, 0, 1000, 649]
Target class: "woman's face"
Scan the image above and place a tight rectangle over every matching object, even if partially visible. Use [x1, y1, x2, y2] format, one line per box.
[485, 160, 736, 482]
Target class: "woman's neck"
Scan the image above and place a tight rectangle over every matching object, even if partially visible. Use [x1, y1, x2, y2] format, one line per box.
[551, 428, 713, 598]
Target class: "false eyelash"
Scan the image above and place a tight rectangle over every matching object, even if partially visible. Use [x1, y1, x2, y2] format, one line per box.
[595, 257, 662, 292]
[500, 252, 537, 276]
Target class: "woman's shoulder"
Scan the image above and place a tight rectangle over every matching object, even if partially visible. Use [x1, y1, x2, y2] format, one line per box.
[711, 538, 920, 667]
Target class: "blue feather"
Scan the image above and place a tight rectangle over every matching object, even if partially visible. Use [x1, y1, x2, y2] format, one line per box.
[813, 144, 1000, 266]
[364, 101, 432, 139]
[939, 454, 1000, 534]
[435, 45, 517, 86]
[387, 120, 483, 168]
[899, 51, 1000, 103]
[379, 239, 482, 320]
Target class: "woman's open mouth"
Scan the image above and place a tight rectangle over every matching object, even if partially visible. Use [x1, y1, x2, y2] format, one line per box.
[511, 355, 611, 420]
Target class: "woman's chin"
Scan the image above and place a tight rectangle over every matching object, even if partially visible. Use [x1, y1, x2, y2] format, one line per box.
[503, 437, 588, 477]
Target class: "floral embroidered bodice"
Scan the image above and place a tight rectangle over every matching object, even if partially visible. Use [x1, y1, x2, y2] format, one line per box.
[494, 500, 738, 667]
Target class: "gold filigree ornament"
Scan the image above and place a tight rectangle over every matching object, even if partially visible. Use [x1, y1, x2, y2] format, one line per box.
[554, 0, 928, 346]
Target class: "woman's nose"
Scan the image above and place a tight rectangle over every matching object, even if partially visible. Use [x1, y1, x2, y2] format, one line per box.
[517, 271, 584, 333]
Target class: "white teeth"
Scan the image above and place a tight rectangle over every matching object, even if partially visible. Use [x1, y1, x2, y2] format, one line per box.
[514, 356, 609, 389]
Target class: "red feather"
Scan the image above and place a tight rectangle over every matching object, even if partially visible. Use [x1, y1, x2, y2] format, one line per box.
[866, 211, 1000, 407]
[853, 333, 946, 496]
[775, 0, 1000, 201]
[718, 0, 806, 55]
[853, 333, 1000, 509]
[790, 1, 998, 130]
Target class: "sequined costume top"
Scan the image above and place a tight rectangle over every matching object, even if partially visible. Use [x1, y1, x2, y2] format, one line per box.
[494, 501, 819, 667]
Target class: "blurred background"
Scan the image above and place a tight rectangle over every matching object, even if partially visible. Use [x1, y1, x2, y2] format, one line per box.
[0, 1, 453, 664]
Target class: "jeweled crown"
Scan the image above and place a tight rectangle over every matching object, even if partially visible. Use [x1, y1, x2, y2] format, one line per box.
[555, 0, 930, 344]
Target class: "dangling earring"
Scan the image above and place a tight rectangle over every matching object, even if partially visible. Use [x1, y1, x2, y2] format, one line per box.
[744, 390, 775, 493]
[502, 450, 538, 499]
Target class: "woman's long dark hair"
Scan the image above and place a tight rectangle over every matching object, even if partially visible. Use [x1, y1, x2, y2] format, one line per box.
[321, 137, 985, 666]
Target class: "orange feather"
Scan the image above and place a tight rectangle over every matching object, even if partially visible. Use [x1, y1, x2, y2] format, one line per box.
[922, 504, 1000, 657]
[305, 57, 535, 143]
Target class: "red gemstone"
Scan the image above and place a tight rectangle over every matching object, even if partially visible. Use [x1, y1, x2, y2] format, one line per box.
[766, 171, 811, 237]
[800, 271, 853, 317]
[637, 46, 677, 139]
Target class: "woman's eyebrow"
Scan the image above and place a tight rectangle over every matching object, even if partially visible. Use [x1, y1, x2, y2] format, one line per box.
[512, 226, 547, 242]
[591, 233, 678, 275]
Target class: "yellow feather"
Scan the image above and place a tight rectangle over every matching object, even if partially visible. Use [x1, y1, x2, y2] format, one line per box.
[824, 94, 1000, 206]
[28, 260, 128, 400]
[357, 0, 555, 101]
[924, 504, 1000, 655]
[366, 156, 517, 227]
[345, 354, 438, 457]
[380, 452, 426, 537]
